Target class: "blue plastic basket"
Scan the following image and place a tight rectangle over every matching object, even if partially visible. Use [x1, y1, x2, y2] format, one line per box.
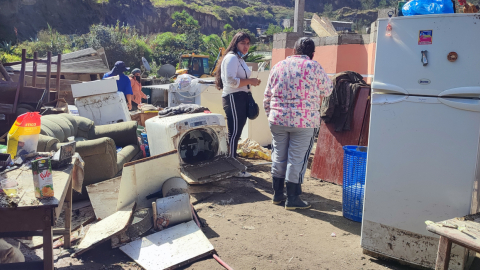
[342, 145, 367, 222]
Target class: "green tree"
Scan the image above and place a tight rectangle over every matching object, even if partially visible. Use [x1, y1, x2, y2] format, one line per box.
[172, 10, 201, 33]
[264, 24, 283, 42]
[323, 4, 334, 18]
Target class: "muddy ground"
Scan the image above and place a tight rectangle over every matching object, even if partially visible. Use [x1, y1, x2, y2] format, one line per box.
[7, 158, 480, 270]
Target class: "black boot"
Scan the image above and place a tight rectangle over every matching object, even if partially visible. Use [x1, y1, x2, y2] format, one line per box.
[285, 182, 311, 210]
[272, 177, 287, 205]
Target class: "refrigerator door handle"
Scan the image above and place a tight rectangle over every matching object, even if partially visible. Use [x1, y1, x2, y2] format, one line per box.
[371, 82, 409, 95]
[438, 87, 480, 98]
[438, 97, 480, 112]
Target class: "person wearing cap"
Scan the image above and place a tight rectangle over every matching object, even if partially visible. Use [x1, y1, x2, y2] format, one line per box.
[128, 68, 147, 111]
[103, 61, 134, 110]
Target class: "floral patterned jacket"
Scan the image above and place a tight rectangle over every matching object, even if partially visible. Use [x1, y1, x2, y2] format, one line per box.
[263, 55, 333, 128]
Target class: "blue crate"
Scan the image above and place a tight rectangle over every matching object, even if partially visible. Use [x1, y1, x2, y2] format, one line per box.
[342, 145, 367, 222]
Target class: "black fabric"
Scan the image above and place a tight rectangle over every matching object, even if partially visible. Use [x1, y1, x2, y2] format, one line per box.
[247, 92, 259, 120]
[320, 71, 367, 132]
[223, 91, 248, 158]
[158, 104, 209, 118]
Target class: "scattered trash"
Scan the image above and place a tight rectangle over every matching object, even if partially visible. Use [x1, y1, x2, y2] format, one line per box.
[237, 138, 272, 161]
[331, 232, 336, 237]
[242, 226, 255, 230]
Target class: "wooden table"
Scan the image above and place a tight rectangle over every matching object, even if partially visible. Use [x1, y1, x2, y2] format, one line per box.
[426, 215, 480, 270]
[0, 163, 74, 270]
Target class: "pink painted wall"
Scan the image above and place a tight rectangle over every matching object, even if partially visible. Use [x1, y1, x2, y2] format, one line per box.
[272, 42, 377, 83]
[312, 45, 338, 74]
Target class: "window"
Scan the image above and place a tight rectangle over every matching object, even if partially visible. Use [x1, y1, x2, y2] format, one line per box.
[203, 58, 209, 74]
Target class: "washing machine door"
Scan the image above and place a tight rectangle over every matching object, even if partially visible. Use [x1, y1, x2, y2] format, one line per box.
[180, 156, 246, 184]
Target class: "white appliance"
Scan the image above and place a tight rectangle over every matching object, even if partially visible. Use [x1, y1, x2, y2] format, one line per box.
[71, 76, 118, 98]
[362, 14, 480, 269]
[145, 113, 245, 184]
[75, 92, 132, 125]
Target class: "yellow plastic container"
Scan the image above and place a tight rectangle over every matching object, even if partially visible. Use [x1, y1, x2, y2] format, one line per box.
[7, 112, 41, 159]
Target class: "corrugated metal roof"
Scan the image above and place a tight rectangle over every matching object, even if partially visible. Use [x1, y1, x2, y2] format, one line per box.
[7, 48, 110, 74]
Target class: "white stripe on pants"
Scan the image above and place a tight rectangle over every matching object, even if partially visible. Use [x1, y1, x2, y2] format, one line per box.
[270, 123, 318, 184]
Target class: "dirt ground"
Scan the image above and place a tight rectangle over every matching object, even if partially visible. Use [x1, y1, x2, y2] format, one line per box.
[8, 158, 480, 270]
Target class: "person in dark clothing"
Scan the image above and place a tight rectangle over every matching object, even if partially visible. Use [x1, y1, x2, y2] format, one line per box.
[215, 32, 261, 178]
[103, 61, 133, 110]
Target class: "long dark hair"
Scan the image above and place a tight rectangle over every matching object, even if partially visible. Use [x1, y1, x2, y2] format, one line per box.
[215, 32, 251, 90]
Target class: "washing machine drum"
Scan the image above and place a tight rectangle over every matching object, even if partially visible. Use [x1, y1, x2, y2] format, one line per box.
[179, 129, 218, 164]
[177, 128, 246, 184]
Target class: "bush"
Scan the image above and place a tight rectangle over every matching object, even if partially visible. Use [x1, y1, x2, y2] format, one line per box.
[0, 52, 21, 63]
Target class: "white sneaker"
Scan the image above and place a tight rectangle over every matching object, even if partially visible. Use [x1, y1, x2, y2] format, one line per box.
[234, 171, 252, 178]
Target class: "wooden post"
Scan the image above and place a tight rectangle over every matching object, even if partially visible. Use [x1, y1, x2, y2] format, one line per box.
[435, 236, 452, 270]
[32, 52, 38, 87]
[63, 178, 72, 248]
[152, 201, 157, 230]
[0, 61, 13, 82]
[12, 49, 26, 114]
[45, 52, 52, 102]
[43, 209, 54, 270]
[55, 54, 61, 100]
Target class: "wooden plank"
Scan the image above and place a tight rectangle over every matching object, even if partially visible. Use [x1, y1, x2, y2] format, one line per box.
[73, 202, 135, 257]
[86, 177, 121, 220]
[32, 52, 38, 87]
[0, 61, 13, 82]
[45, 52, 52, 102]
[63, 177, 72, 248]
[427, 223, 480, 251]
[310, 86, 370, 185]
[435, 236, 452, 270]
[117, 152, 181, 211]
[43, 224, 54, 270]
[55, 54, 62, 100]
[0, 163, 73, 209]
[119, 220, 214, 270]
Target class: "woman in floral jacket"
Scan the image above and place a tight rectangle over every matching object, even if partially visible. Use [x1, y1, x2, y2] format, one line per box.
[264, 37, 333, 210]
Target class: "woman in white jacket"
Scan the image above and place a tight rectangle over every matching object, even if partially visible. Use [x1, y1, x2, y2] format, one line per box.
[215, 32, 261, 177]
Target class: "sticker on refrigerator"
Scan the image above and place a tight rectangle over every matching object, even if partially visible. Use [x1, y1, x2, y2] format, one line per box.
[418, 30, 432, 45]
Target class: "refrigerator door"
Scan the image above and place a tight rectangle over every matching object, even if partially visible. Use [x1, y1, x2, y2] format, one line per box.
[374, 14, 480, 96]
[361, 94, 480, 268]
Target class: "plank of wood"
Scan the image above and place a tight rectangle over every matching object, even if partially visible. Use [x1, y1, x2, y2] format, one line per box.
[427, 221, 480, 252]
[86, 177, 121, 220]
[435, 236, 452, 270]
[119, 220, 214, 270]
[116, 151, 181, 211]
[73, 202, 135, 257]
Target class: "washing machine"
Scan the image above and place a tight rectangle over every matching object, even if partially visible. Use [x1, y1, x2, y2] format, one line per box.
[145, 113, 246, 184]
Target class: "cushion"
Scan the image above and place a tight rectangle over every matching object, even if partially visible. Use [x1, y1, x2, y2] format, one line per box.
[42, 115, 74, 142]
[57, 114, 78, 135]
[73, 116, 94, 139]
[40, 118, 66, 142]
[116, 144, 140, 173]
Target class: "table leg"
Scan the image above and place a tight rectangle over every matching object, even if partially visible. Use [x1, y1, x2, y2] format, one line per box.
[435, 236, 452, 270]
[43, 225, 54, 270]
[64, 179, 73, 248]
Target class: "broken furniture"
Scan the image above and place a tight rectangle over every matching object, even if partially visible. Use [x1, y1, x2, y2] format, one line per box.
[0, 162, 74, 270]
[0, 49, 61, 137]
[145, 113, 245, 184]
[120, 220, 214, 270]
[6, 48, 110, 104]
[426, 216, 480, 270]
[37, 113, 142, 201]
[310, 86, 370, 185]
[72, 78, 132, 125]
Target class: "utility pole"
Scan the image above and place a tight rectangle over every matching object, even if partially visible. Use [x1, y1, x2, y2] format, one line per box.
[294, 0, 305, 34]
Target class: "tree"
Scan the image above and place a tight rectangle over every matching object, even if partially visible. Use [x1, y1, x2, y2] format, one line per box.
[323, 4, 334, 18]
[172, 10, 200, 34]
[264, 24, 283, 42]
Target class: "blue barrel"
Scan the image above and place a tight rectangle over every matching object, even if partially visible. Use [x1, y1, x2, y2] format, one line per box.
[342, 146, 367, 222]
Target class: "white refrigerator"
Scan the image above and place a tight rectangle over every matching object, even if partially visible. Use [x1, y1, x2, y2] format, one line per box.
[361, 14, 480, 269]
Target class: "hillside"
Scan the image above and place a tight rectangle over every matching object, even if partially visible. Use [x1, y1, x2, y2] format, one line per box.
[0, 0, 388, 43]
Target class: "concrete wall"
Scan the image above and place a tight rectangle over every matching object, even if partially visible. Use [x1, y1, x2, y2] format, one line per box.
[272, 29, 377, 83]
